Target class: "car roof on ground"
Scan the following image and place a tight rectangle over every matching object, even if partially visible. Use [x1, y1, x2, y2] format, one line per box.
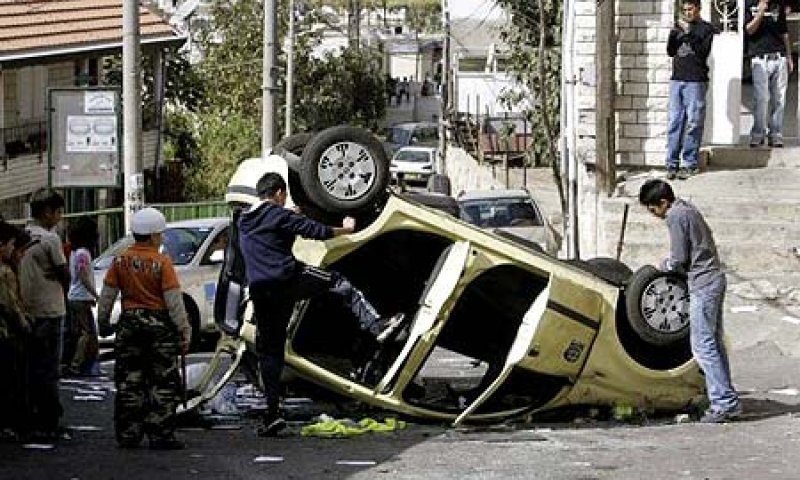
[457, 189, 531, 202]
[388, 122, 438, 129]
[165, 217, 229, 229]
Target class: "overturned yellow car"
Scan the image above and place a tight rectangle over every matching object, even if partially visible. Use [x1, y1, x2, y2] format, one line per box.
[187, 127, 704, 424]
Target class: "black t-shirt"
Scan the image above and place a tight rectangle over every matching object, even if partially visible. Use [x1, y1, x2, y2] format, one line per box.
[745, 0, 789, 56]
[667, 20, 716, 82]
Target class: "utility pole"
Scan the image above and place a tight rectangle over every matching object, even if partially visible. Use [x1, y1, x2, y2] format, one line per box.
[285, 0, 295, 137]
[262, 0, 279, 155]
[349, 0, 361, 49]
[122, 0, 143, 233]
[438, 0, 450, 174]
[595, 0, 615, 195]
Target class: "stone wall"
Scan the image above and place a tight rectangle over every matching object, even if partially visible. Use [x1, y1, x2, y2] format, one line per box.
[572, 0, 676, 168]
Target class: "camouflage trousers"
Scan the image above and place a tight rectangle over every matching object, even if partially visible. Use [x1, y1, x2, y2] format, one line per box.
[114, 309, 181, 446]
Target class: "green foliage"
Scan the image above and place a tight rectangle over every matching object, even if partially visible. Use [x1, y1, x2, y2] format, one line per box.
[184, 113, 261, 200]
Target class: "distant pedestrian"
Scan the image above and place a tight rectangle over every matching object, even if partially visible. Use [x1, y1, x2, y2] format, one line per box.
[66, 218, 100, 376]
[665, 0, 716, 180]
[238, 172, 408, 437]
[745, 0, 793, 147]
[400, 77, 410, 103]
[97, 207, 191, 450]
[395, 77, 404, 105]
[18, 188, 69, 441]
[639, 179, 740, 423]
[0, 221, 31, 440]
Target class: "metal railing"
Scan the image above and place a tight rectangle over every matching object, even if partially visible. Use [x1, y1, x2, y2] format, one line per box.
[7, 200, 230, 251]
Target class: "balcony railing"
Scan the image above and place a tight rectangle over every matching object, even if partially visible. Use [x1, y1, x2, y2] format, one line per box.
[1, 120, 47, 168]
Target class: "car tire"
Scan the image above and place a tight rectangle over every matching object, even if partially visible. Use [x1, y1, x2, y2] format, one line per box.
[625, 265, 690, 347]
[586, 257, 633, 286]
[274, 132, 315, 206]
[426, 174, 451, 196]
[299, 126, 390, 214]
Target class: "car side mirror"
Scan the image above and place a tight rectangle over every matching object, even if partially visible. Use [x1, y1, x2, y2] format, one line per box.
[208, 249, 225, 264]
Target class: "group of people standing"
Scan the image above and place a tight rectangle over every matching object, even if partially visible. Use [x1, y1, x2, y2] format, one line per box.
[666, 0, 792, 179]
[0, 189, 99, 442]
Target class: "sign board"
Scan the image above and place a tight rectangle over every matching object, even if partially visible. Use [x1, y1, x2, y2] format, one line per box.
[48, 88, 121, 188]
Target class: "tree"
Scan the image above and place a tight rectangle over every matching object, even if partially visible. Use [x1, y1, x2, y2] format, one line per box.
[495, 0, 566, 218]
[174, 0, 388, 200]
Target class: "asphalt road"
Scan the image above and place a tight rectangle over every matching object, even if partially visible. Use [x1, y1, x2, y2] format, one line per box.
[4, 292, 800, 479]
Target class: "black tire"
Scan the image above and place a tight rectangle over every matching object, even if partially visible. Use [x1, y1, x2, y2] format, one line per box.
[426, 174, 451, 196]
[625, 265, 690, 347]
[274, 132, 314, 171]
[299, 126, 390, 214]
[275, 132, 315, 206]
[585, 257, 633, 285]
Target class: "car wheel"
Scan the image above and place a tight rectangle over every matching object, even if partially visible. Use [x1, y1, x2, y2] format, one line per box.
[274, 132, 315, 206]
[426, 174, 451, 196]
[299, 126, 390, 214]
[625, 265, 690, 346]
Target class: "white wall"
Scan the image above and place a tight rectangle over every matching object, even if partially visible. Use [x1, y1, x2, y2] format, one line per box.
[454, 72, 513, 116]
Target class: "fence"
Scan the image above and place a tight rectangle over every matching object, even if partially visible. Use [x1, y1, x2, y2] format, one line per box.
[7, 200, 230, 252]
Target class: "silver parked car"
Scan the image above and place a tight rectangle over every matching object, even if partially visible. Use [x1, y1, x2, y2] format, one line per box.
[457, 188, 561, 256]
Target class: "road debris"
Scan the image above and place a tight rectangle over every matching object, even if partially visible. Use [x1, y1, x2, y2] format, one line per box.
[301, 415, 406, 438]
[336, 460, 377, 466]
[253, 456, 284, 463]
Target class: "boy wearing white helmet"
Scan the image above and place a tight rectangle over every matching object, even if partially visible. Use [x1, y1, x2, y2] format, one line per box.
[97, 207, 191, 450]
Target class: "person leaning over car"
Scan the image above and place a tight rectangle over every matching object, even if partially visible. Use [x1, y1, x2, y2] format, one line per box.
[239, 172, 407, 438]
[97, 207, 191, 450]
[638, 179, 740, 423]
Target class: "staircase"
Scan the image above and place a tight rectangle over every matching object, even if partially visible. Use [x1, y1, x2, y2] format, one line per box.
[604, 166, 800, 284]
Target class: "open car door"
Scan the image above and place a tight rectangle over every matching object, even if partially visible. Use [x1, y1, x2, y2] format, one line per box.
[453, 273, 603, 425]
[374, 241, 472, 394]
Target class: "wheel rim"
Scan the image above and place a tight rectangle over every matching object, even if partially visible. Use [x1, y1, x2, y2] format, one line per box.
[639, 276, 689, 334]
[316, 141, 377, 201]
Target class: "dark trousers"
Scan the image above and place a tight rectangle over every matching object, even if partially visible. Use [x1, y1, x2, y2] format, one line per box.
[114, 310, 181, 445]
[250, 265, 380, 410]
[27, 316, 64, 433]
[0, 335, 28, 432]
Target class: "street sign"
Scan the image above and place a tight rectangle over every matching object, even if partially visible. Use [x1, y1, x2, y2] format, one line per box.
[48, 88, 122, 188]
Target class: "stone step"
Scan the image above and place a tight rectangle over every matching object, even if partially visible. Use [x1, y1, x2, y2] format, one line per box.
[605, 218, 800, 244]
[702, 145, 800, 170]
[604, 197, 800, 223]
[618, 242, 800, 274]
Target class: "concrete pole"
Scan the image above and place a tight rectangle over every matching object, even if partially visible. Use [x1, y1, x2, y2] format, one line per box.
[438, 0, 449, 174]
[122, 0, 143, 233]
[285, 0, 295, 138]
[262, 0, 278, 155]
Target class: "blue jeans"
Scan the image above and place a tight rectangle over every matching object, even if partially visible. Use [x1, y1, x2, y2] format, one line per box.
[689, 275, 739, 413]
[666, 81, 707, 170]
[750, 55, 789, 142]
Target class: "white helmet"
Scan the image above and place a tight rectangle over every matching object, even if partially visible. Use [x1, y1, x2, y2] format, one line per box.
[131, 207, 167, 235]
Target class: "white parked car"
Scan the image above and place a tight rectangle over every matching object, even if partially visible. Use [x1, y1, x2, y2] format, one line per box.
[457, 188, 561, 256]
[93, 217, 230, 349]
[390, 146, 437, 185]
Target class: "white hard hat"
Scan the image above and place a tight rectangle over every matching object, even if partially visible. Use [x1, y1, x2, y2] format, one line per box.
[131, 207, 167, 235]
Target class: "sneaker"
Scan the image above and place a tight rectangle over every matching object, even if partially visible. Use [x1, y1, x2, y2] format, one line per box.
[257, 412, 287, 437]
[149, 436, 186, 450]
[666, 169, 677, 180]
[699, 406, 741, 424]
[677, 167, 699, 180]
[768, 137, 784, 148]
[374, 313, 407, 343]
[749, 137, 764, 148]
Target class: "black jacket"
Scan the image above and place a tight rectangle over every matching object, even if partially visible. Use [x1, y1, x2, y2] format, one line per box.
[238, 201, 333, 284]
[667, 20, 717, 82]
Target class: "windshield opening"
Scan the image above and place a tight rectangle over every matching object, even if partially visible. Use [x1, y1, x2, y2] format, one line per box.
[460, 198, 543, 228]
[93, 226, 214, 269]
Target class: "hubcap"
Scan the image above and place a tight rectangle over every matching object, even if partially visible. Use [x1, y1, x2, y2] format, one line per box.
[316, 141, 377, 201]
[639, 276, 689, 334]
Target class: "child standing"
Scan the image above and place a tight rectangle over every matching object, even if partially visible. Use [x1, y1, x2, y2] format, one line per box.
[18, 188, 69, 440]
[66, 218, 100, 376]
[0, 221, 31, 439]
[638, 179, 740, 423]
[97, 207, 191, 449]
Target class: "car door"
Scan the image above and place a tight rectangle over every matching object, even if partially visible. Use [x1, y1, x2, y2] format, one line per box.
[197, 226, 229, 330]
[453, 272, 604, 425]
[373, 241, 472, 394]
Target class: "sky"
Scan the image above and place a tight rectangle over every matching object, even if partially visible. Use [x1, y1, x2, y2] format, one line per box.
[448, 0, 503, 21]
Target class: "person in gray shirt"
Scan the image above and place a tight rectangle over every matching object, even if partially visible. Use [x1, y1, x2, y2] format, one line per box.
[639, 179, 740, 423]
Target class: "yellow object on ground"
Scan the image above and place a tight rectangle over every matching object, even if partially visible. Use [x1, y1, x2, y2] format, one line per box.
[300, 417, 406, 438]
